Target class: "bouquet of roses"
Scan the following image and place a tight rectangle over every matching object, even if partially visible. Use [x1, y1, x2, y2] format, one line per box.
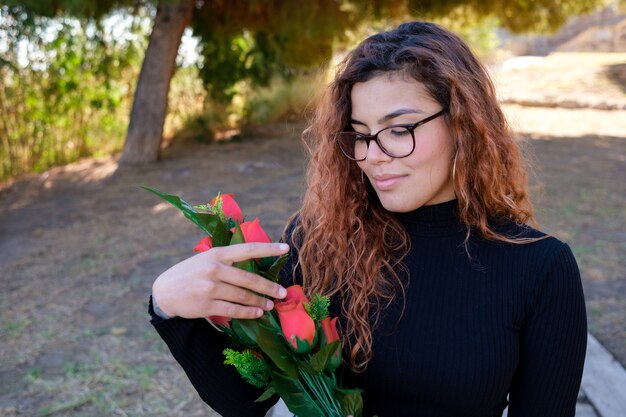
[142, 186, 367, 417]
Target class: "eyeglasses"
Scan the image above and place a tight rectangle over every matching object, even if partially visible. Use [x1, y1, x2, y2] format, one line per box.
[337, 109, 447, 161]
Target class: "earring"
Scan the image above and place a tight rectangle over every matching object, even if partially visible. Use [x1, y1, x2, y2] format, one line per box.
[452, 150, 459, 184]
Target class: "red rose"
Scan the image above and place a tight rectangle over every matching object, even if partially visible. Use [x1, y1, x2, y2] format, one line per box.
[193, 236, 213, 252]
[275, 299, 317, 353]
[207, 315, 231, 329]
[211, 193, 243, 223]
[320, 317, 342, 371]
[284, 285, 309, 304]
[238, 218, 272, 244]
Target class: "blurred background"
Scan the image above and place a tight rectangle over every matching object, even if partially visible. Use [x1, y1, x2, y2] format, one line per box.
[0, 0, 624, 416]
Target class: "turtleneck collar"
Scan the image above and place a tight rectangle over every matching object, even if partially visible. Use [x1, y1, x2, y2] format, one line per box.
[392, 198, 467, 237]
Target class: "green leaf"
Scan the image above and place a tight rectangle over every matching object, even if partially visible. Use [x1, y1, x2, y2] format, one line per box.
[270, 371, 326, 417]
[235, 258, 257, 273]
[255, 386, 277, 402]
[230, 224, 256, 272]
[211, 217, 231, 247]
[140, 186, 218, 236]
[236, 315, 299, 379]
[217, 325, 237, 339]
[310, 340, 340, 374]
[291, 334, 316, 354]
[230, 223, 245, 244]
[256, 255, 276, 270]
[229, 319, 258, 347]
[255, 329, 300, 379]
[333, 386, 362, 395]
[259, 253, 289, 283]
[337, 388, 364, 417]
[195, 212, 220, 234]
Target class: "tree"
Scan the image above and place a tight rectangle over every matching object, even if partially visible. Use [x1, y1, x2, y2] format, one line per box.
[3, 0, 605, 164]
[120, 0, 193, 163]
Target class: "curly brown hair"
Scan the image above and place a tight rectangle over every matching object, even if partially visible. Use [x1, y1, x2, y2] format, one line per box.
[285, 21, 547, 373]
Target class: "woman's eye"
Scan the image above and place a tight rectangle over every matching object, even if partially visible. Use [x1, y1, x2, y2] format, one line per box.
[389, 128, 410, 136]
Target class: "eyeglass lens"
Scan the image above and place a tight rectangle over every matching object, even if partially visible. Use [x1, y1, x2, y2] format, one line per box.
[340, 125, 414, 160]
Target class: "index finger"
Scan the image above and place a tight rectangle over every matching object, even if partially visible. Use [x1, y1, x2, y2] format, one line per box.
[210, 242, 290, 264]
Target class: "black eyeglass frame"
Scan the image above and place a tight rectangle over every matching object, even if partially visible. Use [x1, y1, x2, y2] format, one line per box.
[337, 108, 447, 161]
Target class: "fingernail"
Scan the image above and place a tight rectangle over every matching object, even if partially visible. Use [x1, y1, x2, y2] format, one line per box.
[278, 287, 287, 298]
[278, 243, 289, 250]
[266, 300, 274, 310]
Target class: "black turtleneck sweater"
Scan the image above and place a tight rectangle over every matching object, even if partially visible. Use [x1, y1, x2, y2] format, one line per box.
[148, 199, 587, 417]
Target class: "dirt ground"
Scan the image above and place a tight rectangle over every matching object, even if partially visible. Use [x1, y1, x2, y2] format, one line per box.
[0, 53, 625, 416]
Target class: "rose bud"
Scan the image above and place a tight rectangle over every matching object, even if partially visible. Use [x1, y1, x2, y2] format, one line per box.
[193, 236, 213, 252]
[238, 218, 272, 244]
[210, 193, 243, 223]
[284, 285, 309, 304]
[275, 299, 317, 353]
[320, 317, 342, 371]
[207, 315, 231, 329]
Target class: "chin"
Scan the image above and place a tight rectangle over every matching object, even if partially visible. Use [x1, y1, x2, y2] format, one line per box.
[376, 193, 419, 213]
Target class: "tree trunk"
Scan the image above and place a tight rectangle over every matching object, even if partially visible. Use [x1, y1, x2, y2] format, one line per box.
[119, 0, 194, 165]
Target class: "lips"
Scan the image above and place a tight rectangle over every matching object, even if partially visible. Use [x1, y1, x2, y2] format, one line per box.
[371, 174, 406, 190]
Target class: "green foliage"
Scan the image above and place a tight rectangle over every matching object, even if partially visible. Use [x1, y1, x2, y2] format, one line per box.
[0, 0, 607, 180]
[429, 10, 501, 58]
[1, 0, 144, 22]
[305, 294, 331, 322]
[259, 254, 290, 284]
[337, 387, 365, 417]
[0, 7, 148, 180]
[241, 72, 319, 128]
[407, 0, 603, 34]
[223, 348, 271, 388]
[255, 386, 277, 403]
[310, 340, 340, 373]
[139, 186, 219, 236]
[163, 65, 207, 138]
[271, 370, 328, 416]
[191, 0, 605, 103]
[232, 313, 301, 379]
[191, 0, 354, 102]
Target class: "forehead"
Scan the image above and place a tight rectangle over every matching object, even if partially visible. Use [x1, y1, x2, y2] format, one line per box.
[350, 72, 438, 120]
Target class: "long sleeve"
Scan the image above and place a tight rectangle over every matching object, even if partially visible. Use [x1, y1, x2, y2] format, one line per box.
[507, 243, 587, 416]
[147, 218, 302, 417]
[149, 296, 278, 417]
[148, 199, 590, 417]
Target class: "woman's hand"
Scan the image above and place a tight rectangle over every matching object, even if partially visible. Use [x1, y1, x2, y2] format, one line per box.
[151, 242, 290, 319]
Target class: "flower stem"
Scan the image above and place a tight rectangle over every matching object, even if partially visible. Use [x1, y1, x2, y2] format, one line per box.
[298, 368, 343, 417]
[299, 369, 332, 416]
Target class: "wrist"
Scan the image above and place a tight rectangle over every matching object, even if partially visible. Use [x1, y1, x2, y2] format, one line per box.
[151, 291, 175, 319]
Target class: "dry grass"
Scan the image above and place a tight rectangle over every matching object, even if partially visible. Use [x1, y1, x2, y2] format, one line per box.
[493, 52, 626, 109]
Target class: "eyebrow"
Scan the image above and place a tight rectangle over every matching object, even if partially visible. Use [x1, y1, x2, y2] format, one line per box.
[350, 108, 425, 126]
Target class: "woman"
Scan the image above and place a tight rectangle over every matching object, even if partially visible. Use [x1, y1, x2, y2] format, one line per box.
[149, 21, 587, 417]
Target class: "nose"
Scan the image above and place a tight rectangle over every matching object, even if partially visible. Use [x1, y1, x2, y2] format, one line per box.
[365, 139, 392, 163]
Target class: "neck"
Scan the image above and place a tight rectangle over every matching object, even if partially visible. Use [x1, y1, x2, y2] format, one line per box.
[392, 198, 466, 237]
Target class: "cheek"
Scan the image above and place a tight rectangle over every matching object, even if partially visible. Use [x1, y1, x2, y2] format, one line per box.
[404, 143, 448, 171]
[416, 129, 454, 167]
